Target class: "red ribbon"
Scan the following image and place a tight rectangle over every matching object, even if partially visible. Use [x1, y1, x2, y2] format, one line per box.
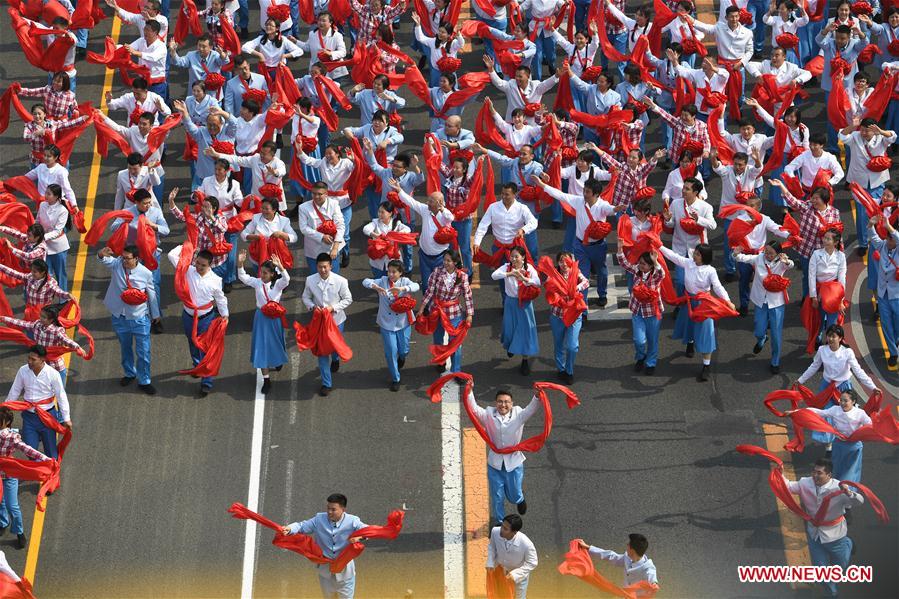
[293, 309, 353, 361]
[558, 540, 659, 598]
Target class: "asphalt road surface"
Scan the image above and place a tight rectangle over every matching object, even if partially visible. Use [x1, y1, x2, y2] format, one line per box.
[0, 3, 896, 599]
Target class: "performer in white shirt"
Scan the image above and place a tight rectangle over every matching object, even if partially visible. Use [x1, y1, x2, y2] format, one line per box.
[486, 515, 538, 598]
[576, 533, 659, 595]
[240, 198, 299, 268]
[797, 325, 877, 396]
[114, 153, 163, 210]
[126, 21, 168, 101]
[302, 254, 353, 396]
[295, 145, 355, 267]
[473, 183, 540, 292]
[783, 132, 845, 188]
[298, 183, 346, 274]
[392, 183, 455, 294]
[662, 178, 717, 293]
[207, 140, 287, 211]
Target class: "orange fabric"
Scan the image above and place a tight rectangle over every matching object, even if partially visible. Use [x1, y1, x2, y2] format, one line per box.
[558, 540, 659, 598]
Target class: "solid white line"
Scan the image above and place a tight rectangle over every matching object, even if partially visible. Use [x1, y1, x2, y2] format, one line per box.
[241, 369, 266, 599]
[441, 381, 465, 599]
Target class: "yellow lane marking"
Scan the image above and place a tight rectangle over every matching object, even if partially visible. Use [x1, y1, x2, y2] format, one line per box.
[761, 423, 811, 586]
[462, 428, 489, 597]
[24, 17, 122, 586]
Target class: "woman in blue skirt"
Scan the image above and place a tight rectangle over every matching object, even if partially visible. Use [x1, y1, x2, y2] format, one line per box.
[659, 243, 735, 382]
[237, 249, 290, 395]
[362, 259, 420, 392]
[492, 246, 541, 376]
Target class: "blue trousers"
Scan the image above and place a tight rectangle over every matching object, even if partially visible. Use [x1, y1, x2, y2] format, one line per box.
[632, 313, 662, 367]
[365, 187, 381, 220]
[478, 17, 508, 67]
[289, 0, 300, 36]
[433, 314, 464, 372]
[574, 1, 590, 32]
[159, 0, 170, 16]
[549, 313, 581, 375]
[318, 322, 344, 388]
[181, 309, 216, 388]
[800, 256, 811, 299]
[112, 314, 152, 385]
[722, 218, 736, 274]
[807, 533, 852, 597]
[22, 407, 60, 459]
[855, 184, 884, 249]
[0, 478, 24, 535]
[532, 30, 555, 80]
[46, 251, 68, 292]
[747, 0, 767, 52]
[419, 249, 446, 295]
[562, 216, 576, 252]
[340, 205, 353, 260]
[800, 20, 826, 66]
[600, 31, 628, 79]
[211, 232, 238, 284]
[879, 295, 899, 359]
[487, 463, 524, 524]
[148, 82, 169, 104]
[381, 326, 411, 382]
[887, 99, 899, 140]
[754, 303, 785, 366]
[737, 262, 754, 309]
[306, 256, 340, 275]
[452, 218, 473, 274]
[573, 239, 608, 299]
[658, 97, 675, 150]
[237, 0, 249, 29]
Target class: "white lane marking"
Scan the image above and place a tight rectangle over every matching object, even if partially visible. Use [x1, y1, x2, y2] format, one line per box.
[441, 381, 465, 599]
[241, 369, 267, 599]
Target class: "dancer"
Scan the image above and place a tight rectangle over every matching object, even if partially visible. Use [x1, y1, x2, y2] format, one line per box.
[491, 247, 541, 376]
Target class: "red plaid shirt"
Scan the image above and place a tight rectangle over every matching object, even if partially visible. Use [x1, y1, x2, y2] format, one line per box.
[439, 162, 472, 212]
[549, 272, 589, 319]
[350, 0, 408, 45]
[654, 105, 710, 165]
[597, 149, 657, 207]
[782, 189, 842, 259]
[0, 227, 47, 265]
[0, 265, 72, 307]
[0, 428, 49, 477]
[172, 207, 229, 268]
[614, 121, 645, 161]
[18, 86, 78, 120]
[422, 267, 474, 320]
[0, 317, 80, 371]
[23, 116, 89, 165]
[617, 251, 666, 317]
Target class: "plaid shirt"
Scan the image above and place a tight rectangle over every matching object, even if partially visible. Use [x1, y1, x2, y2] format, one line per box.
[439, 162, 472, 212]
[606, 0, 627, 35]
[0, 428, 49, 478]
[614, 121, 645, 161]
[654, 105, 710, 165]
[0, 227, 47, 265]
[350, 0, 407, 45]
[617, 251, 666, 317]
[0, 265, 72, 306]
[0, 317, 79, 371]
[422, 267, 474, 320]
[596, 149, 657, 207]
[172, 207, 229, 268]
[549, 272, 589, 319]
[18, 86, 78, 120]
[782, 189, 843, 259]
[23, 116, 89, 165]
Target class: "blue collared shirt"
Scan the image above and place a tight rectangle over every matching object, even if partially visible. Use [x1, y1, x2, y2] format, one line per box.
[366, 155, 425, 206]
[185, 94, 221, 127]
[223, 73, 269, 115]
[287, 512, 367, 580]
[110, 205, 170, 246]
[349, 89, 406, 125]
[362, 275, 421, 331]
[569, 74, 623, 115]
[871, 229, 899, 300]
[815, 35, 862, 91]
[100, 256, 160, 320]
[348, 124, 405, 161]
[183, 119, 238, 180]
[171, 50, 227, 90]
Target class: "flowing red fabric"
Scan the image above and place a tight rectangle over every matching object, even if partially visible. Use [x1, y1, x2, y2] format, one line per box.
[781, 172, 805, 200]
[475, 102, 516, 155]
[0, 203, 34, 233]
[413, 297, 471, 362]
[0, 321, 94, 361]
[86, 36, 151, 85]
[0, 399, 70, 505]
[345, 137, 371, 201]
[91, 110, 132, 157]
[862, 71, 899, 120]
[706, 106, 735, 165]
[228, 503, 404, 573]
[51, 109, 94, 165]
[785, 407, 899, 452]
[83, 209, 133, 251]
[800, 282, 846, 354]
[248, 236, 294, 269]
[558, 540, 658, 598]
[314, 74, 353, 131]
[174, 0, 202, 44]
[737, 444, 889, 525]
[761, 121, 789, 175]
[258, 102, 295, 151]
[293, 309, 353, 360]
[647, 0, 677, 57]
[719, 204, 762, 251]
[0, 85, 32, 135]
[594, 5, 630, 63]
[537, 256, 588, 327]
[435, 72, 490, 118]
[630, 36, 668, 91]
[144, 113, 182, 161]
[570, 109, 634, 139]
[553, 67, 576, 112]
[827, 69, 852, 129]
[428, 373, 580, 453]
[0, 177, 40, 203]
[366, 231, 419, 260]
[474, 238, 533, 268]
[9, 8, 75, 72]
[423, 133, 442, 195]
[0, 572, 35, 599]
[452, 156, 494, 220]
[136, 214, 159, 270]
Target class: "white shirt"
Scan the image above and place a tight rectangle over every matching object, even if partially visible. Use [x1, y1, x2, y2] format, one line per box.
[798, 345, 876, 388]
[588, 547, 659, 588]
[489, 73, 559, 120]
[6, 363, 70, 422]
[231, 114, 267, 155]
[662, 168, 706, 204]
[397, 191, 454, 256]
[784, 150, 845, 188]
[108, 91, 171, 125]
[114, 167, 163, 210]
[713, 163, 763, 209]
[486, 528, 538, 584]
[552, 33, 599, 76]
[464, 390, 541, 471]
[807, 405, 872, 437]
[741, 214, 790, 252]
[300, 27, 348, 79]
[785, 476, 864, 542]
[493, 117, 542, 152]
[665, 198, 717, 256]
[241, 36, 304, 67]
[116, 8, 169, 40]
[414, 26, 464, 71]
[491, 263, 541, 297]
[734, 253, 793, 309]
[362, 218, 412, 271]
[561, 165, 611, 198]
[226, 154, 287, 210]
[763, 13, 809, 39]
[100, 115, 162, 162]
[25, 163, 76, 207]
[298, 155, 354, 208]
[674, 66, 729, 114]
[298, 198, 346, 259]
[837, 131, 896, 188]
[166, 246, 229, 317]
[302, 272, 352, 326]
[848, 88, 873, 119]
[745, 59, 812, 87]
[659, 246, 731, 301]
[198, 175, 243, 219]
[237, 267, 289, 309]
[37, 201, 70, 255]
[693, 21, 754, 64]
[128, 38, 167, 80]
[808, 248, 847, 295]
[541, 187, 614, 241]
[290, 113, 322, 144]
[241, 213, 298, 244]
[475, 201, 539, 246]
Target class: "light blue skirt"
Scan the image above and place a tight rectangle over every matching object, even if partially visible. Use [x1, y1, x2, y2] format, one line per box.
[501, 295, 539, 356]
[832, 440, 863, 483]
[251, 309, 289, 369]
[673, 300, 716, 354]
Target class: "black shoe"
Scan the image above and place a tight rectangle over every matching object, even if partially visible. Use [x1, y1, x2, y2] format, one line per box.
[120, 376, 135, 387]
[596, 296, 608, 308]
[151, 320, 164, 334]
[397, 355, 406, 370]
[75, 47, 86, 60]
[824, 449, 832, 458]
[685, 342, 695, 358]
[519, 359, 530, 376]
[634, 359, 645, 372]
[389, 381, 400, 392]
[724, 272, 736, 283]
[507, 351, 514, 358]
[196, 385, 211, 398]
[770, 364, 780, 375]
[517, 500, 527, 515]
[240, 27, 250, 40]
[330, 360, 340, 373]
[223, 282, 233, 294]
[0, 524, 7, 536]
[697, 365, 710, 382]
[556, 370, 567, 381]
[551, 221, 561, 229]
[738, 306, 748, 317]
[340, 253, 350, 269]
[753, 335, 767, 354]
[261, 378, 271, 395]
[16, 534, 26, 549]
[417, 55, 428, 70]
[856, 247, 868, 257]
[889, 356, 897, 368]
[645, 366, 655, 375]
[274, 365, 283, 372]
[138, 383, 157, 395]
[319, 385, 331, 397]
[564, 373, 574, 385]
